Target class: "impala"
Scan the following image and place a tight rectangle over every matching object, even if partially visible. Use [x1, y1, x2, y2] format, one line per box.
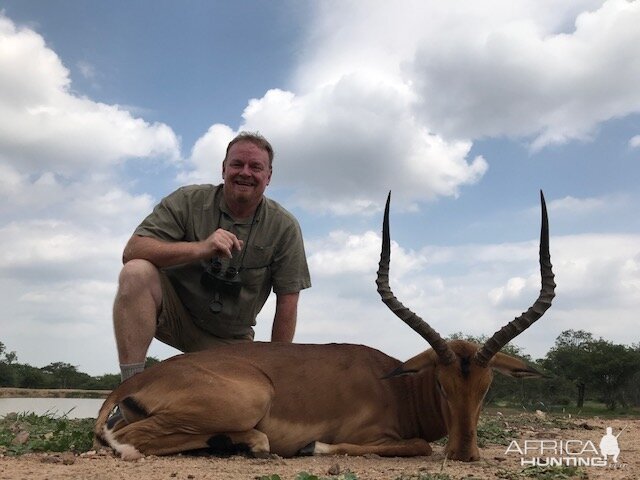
[95, 191, 555, 461]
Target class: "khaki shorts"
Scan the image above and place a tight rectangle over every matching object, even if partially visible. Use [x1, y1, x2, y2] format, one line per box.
[155, 273, 254, 353]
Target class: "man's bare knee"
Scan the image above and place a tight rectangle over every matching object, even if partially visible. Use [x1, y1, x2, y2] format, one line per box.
[117, 260, 162, 307]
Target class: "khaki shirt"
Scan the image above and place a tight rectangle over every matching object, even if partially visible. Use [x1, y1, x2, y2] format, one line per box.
[134, 184, 311, 338]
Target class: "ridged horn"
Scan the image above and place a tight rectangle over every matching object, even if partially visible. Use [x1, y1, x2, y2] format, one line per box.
[474, 190, 556, 367]
[376, 192, 456, 365]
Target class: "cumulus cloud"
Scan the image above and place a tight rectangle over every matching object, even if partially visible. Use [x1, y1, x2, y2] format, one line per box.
[0, 14, 180, 174]
[630, 135, 640, 149]
[407, 0, 640, 148]
[0, 14, 182, 374]
[280, 228, 640, 360]
[181, 0, 640, 214]
[183, 83, 488, 214]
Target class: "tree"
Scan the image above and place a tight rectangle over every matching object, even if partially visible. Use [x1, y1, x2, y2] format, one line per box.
[0, 341, 18, 386]
[41, 362, 92, 389]
[542, 330, 594, 407]
[588, 340, 639, 409]
[543, 330, 640, 410]
[0, 341, 17, 364]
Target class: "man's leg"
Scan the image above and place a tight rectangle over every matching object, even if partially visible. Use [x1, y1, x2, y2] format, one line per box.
[113, 259, 162, 380]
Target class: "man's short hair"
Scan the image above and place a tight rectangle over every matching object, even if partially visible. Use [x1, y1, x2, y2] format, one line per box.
[225, 131, 274, 166]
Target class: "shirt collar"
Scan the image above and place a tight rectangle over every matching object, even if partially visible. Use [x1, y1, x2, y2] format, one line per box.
[217, 185, 264, 225]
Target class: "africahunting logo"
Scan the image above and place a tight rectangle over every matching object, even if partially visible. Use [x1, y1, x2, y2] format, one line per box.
[505, 425, 628, 469]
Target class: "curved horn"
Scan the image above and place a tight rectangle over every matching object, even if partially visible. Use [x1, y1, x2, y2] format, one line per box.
[474, 190, 556, 367]
[376, 192, 456, 365]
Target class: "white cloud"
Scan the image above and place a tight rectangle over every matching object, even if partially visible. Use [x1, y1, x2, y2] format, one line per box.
[0, 220, 126, 281]
[0, 14, 183, 374]
[307, 230, 426, 278]
[181, 0, 640, 214]
[546, 194, 632, 217]
[183, 83, 487, 214]
[178, 123, 235, 184]
[630, 135, 640, 149]
[0, 14, 180, 174]
[406, 0, 640, 148]
[77, 60, 96, 80]
[275, 227, 640, 361]
[489, 276, 528, 306]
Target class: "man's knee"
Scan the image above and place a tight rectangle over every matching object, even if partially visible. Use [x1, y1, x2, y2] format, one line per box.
[117, 259, 162, 304]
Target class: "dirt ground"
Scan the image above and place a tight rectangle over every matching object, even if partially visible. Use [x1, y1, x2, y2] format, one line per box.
[0, 414, 637, 480]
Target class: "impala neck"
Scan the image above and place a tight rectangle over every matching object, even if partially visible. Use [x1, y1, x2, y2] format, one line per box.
[400, 370, 447, 442]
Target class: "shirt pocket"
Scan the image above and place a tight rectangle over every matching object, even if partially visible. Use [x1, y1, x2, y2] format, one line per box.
[241, 244, 274, 286]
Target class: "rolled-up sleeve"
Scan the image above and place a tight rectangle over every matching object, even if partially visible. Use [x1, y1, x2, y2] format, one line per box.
[271, 221, 311, 294]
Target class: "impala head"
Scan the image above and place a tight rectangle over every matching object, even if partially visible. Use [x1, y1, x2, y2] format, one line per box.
[377, 191, 555, 461]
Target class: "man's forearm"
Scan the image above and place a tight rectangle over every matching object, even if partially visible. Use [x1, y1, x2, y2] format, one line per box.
[123, 235, 209, 267]
[271, 292, 299, 342]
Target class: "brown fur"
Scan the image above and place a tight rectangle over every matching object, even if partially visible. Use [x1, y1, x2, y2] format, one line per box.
[95, 340, 541, 461]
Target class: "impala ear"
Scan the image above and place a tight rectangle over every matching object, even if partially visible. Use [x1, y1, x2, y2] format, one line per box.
[489, 352, 545, 378]
[384, 350, 439, 378]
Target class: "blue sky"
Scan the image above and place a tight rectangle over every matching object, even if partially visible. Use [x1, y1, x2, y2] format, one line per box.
[1, 1, 639, 375]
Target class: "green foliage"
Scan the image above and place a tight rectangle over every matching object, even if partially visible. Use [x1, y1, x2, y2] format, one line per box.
[258, 473, 358, 480]
[543, 330, 640, 409]
[294, 472, 358, 480]
[477, 415, 519, 446]
[0, 411, 94, 455]
[395, 474, 452, 480]
[0, 341, 161, 390]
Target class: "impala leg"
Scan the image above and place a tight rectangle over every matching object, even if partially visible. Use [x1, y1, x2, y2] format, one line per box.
[301, 437, 432, 457]
[106, 415, 271, 460]
[206, 429, 271, 458]
[138, 429, 271, 457]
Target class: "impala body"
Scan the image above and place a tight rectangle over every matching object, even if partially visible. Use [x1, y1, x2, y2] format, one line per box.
[95, 192, 555, 461]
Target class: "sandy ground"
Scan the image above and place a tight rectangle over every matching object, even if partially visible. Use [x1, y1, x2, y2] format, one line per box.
[0, 415, 637, 480]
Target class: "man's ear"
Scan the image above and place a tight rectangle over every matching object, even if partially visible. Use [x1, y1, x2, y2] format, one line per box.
[221, 160, 227, 179]
[489, 352, 545, 378]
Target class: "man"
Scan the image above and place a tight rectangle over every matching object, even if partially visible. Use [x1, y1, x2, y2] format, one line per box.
[113, 132, 311, 381]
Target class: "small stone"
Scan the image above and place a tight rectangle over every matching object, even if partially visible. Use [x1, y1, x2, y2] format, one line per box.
[41, 455, 62, 464]
[328, 463, 341, 475]
[12, 430, 29, 445]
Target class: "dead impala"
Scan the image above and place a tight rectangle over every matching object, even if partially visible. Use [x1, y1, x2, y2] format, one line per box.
[95, 191, 555, 461]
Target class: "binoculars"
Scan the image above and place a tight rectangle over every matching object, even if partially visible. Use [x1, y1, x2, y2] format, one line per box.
[201, 259, 243, 313]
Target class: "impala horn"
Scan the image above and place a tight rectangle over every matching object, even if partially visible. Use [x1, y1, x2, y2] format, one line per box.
[474, 190, 556, 367]
[376, 192, 456, 365]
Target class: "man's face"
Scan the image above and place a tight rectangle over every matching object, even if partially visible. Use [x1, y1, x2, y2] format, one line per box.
[222, 140, 272, 207]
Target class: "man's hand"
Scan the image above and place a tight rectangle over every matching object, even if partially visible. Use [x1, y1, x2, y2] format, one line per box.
[204, 228, 243, 258]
